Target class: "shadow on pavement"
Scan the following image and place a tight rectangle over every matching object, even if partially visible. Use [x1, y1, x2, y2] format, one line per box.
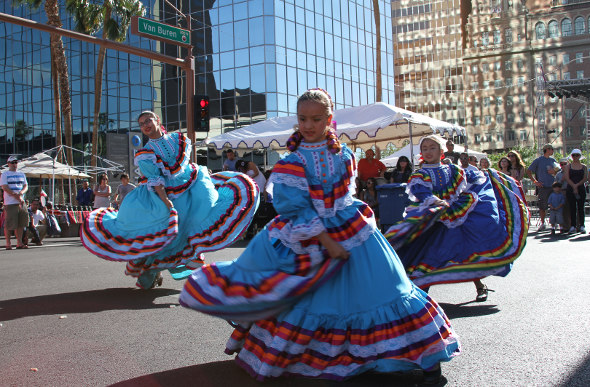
[110, 359, 435, 387]
[438, 302, 500, 319]
[561, 350, 590, 386]
[0, 287, 179, 321]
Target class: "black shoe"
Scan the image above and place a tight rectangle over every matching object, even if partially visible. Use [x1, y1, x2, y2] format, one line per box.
[423, 364, 442, 385]
[150, 273, 164, 289]
[475, 285, 494, 302]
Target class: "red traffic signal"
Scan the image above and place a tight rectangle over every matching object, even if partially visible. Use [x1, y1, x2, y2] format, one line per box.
[195, 95, 210, 132]
[200, 99, 209, 108]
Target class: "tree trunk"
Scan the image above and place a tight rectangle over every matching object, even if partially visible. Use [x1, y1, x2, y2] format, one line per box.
[45, 0, 74, 166]
[50, 42, 62, 152]
[91, 6, 110, 179]
[372, 0, 382, 102]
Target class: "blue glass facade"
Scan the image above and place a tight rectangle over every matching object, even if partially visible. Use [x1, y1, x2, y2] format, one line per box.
[0, 0, 394, 165]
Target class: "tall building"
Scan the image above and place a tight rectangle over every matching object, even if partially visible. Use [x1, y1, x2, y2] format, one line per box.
[391, 0, 466, 134]
[1, 0, 396, 173]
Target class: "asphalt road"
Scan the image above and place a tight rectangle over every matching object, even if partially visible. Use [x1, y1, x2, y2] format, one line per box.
[1, 224, 589, 387]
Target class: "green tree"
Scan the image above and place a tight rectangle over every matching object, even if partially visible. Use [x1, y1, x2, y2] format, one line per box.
[14, 0, 74, 165]
[65, 0, 145, 179]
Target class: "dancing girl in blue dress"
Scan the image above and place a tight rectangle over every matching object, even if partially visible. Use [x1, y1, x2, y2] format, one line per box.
[385, 135, 529, 301]
[81, 111, 259, 289]
[180, 89, 460, 384]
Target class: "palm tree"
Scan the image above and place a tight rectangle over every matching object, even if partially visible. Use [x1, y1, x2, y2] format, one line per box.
[66, 0, 145, 175]
[372, 0, 382, 102]
[14, 0, 74, 165]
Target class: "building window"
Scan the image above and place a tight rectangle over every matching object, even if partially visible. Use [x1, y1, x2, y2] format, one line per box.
[563, 54, 570, 64]
[496, 96, 503, 105]
[577, 70, 584, 79]
[495, 61, 501, 71]
[505, 60, 512, 71]
[552, 109, 559, 119]
[548, 20, 559, 38]
[549, 55, 557, 65]
[508, 113, 515, 123]
[484, 97, 491, 107]
[580, 126, 587, 136]
[505, 28, 513, 43]
[506, 96, 514, 105]
[494, 79, 503, 88]
[482, 31, 489, 46]
[535, 22, 546, 40]
[564, 72, 570, 80]
[519, 112, 526, 122]
[520, 130, 527, 140]
[473, 116, 481, 125]
[493, 30, 501, 44]
[566, 126, 573, 137]
[508, 131, 516, 141]
[496, 114, 504, 123]
[474, 98, 480, 107]
[562, 18, 572, 37]
[549, 74, 557, 81]
[565, 109, 573, 119]
[575, 16, 585, 35]
[517, 76, 525, 86]
[497, 132, 504, 141]
[517, 33, 522, 41]
[517, 59, 524, 69]
[484, 80, 490, 89]
[472, 81, 479, 90]
[475, 134, 481, 143]
[519, 95, 526, 104]
[485, 115, 492, 124]
[471, 64, 478, 73]
[506, 77, 513, 86]
[576, 53, 583, 63]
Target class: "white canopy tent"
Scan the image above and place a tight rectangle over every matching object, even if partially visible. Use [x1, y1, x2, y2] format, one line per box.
[381, 143, 487, 168]
[202, 103, 466, 158]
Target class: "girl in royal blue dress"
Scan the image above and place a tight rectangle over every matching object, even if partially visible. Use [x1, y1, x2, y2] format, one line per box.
[385, 135, 529, 301]
[81, 111, 259, 289]
[180, 90, 460, 384]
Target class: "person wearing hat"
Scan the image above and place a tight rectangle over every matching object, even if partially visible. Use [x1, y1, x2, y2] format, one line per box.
[527, 144, 559, 231]
[0, 156, 29, 249]
[564, 148, 588, 233]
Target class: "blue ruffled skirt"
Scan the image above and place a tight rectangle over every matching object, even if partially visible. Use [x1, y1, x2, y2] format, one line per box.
[81, 169, 259, 288]
[180, 228, 460, 381]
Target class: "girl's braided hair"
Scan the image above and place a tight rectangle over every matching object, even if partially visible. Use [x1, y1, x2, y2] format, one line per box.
[287, 88, 341, 154]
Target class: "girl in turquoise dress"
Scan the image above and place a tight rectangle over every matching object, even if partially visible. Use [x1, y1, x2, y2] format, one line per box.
[180, 90, 460, 384]
[385, 135, 529, 301]
[81, 111, 259, 289]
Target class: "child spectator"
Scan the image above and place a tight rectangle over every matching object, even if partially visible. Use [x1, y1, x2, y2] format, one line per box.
[548, 181, 565, 235]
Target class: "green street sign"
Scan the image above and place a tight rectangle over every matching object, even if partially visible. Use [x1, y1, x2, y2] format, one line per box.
[131, 16, 191, 47]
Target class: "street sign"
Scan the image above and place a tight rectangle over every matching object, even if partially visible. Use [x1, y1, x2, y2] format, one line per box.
[131, 16, 191, 47]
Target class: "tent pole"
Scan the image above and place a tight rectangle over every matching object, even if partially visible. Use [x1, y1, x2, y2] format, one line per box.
[408, 121, 415, 168]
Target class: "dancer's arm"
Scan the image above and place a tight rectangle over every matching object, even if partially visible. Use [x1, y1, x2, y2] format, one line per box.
[154, 185, 173, 209]
[317, 231, 350, 260]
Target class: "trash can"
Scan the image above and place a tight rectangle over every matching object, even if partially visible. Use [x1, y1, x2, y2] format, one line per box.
[376, 183, 408, 232]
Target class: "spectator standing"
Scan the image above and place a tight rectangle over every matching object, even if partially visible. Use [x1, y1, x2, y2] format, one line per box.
[564, 148, 588, 233]
[443, 139, 460, 164]
[527, 144, 559, 231]
[1, 156, 29, 249]
[389, 156, 413, 183]
[114, 173, 136, 208]
[479, 157, 491, 169]
[498, 157, 512, 174]
[554, 158, 571, 231]
[236, 160, 267, 199]
[222, 149, 238, 171]
[76, 180, 94, 207]
[357, 148, 386, 182]
[93, 174, 112, 209]
[507, 150, 526, 182]
[459, 152, 479, 172]
[360, 177, 379, 222]
[547, 182, 566, 235]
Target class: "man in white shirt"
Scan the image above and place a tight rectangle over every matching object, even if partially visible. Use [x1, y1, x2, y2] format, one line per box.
[27, 199, 45, 246]
[1, 156, 29, 249]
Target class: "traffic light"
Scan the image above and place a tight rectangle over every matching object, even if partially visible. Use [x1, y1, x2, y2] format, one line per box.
[195, 95, 210, 132]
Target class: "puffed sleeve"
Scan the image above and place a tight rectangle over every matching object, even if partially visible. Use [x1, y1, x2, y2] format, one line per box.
[407, 171, 438, 204]
[270, 158, 326, 241]
[134, 149, 165, 188]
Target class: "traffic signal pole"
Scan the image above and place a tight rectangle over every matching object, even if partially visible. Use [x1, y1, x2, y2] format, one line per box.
[0, 11, 196, 160]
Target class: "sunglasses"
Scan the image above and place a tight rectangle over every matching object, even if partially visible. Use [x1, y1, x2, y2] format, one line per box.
[8, 161, 18, 164]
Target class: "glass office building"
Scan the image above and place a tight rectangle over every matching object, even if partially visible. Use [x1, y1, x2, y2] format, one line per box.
[0, 0, 395, 167]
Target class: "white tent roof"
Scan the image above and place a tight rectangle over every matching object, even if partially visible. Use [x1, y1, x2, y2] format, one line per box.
[1, 153, 90, 179]
[203, 102, 465, 153]
[381, 143, 487, 167]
